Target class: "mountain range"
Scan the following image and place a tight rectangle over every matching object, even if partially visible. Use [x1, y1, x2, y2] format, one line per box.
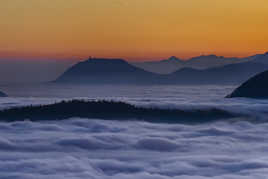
[132, 53, 268, 74]
[55, 52, 268, 85]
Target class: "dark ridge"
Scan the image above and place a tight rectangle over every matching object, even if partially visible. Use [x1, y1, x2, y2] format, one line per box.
[227, 70, 268, 98]
[0, 100, 238, 123]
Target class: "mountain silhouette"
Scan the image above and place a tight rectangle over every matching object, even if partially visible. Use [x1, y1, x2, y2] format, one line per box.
[132, 55, 246, 74]
[55, 58, 268, 85]
[162, 56, 183, 63]
[185, 55, 245, 69]
[55, 58, 160, 84]
[227, 70, 268, 98]
[132, 56, 184, 74]
[248, 52, 268, 65]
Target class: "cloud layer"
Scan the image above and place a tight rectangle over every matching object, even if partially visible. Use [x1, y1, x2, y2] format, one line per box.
[0, 118, 268, 178]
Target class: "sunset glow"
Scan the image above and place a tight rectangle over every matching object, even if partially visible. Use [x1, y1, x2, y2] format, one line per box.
[1, 0, 268, 61]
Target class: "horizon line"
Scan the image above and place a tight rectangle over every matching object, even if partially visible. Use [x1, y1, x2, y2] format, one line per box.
[0, 50, 267, 62]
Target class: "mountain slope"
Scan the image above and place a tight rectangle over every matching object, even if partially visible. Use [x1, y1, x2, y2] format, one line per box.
[169, 62, 268, 84]
[0, 91, 7, 97]
[249, 52, 268, 65]
[185, 55, 246, 69]
[227, 70, 268, 98]
[132, 55, 247, 74]
[132, 56, 184, 74]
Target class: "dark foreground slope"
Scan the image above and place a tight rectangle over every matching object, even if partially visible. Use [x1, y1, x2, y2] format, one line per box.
[0, 100, 237, 123]
[227, 70, 268, 98]
[55, 58, 160, 84]
[0, 91, 7, 97]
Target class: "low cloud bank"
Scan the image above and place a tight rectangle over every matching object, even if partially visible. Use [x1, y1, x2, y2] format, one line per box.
[0, 118, 268, 178]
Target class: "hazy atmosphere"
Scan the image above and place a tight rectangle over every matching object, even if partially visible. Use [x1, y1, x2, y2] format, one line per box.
[1, 0, 268, 83]
[1, 0, 268, 179]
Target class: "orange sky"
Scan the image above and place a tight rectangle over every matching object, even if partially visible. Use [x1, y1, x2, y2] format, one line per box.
[0, 0, 268, 61]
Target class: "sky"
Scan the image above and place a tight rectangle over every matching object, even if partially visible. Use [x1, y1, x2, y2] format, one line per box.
[0, 0, 268, 61]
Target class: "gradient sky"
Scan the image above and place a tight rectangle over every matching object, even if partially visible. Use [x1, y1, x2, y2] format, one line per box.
[1, 0, 268, 61]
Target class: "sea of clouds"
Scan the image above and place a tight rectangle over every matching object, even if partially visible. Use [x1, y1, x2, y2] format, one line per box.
[0, 84, 268, 178]
[1, 118, 268, 179]
[1, 84, 268, 118]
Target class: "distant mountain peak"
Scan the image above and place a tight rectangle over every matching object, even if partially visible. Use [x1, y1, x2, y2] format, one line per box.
[159, 56, 182, 63]
[168, 56, 180, 61]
